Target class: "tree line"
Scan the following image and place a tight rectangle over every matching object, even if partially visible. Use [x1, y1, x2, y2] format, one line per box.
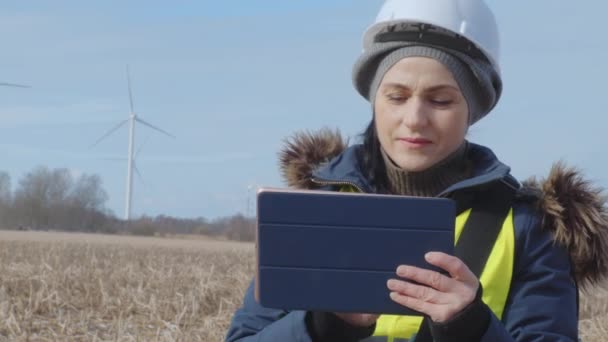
[0, 166, 255, 241]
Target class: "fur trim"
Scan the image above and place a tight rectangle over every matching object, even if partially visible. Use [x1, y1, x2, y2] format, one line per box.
[279, 129, 608, 288]
[278, 128, 347, 189]
[523, 162, 608, 289]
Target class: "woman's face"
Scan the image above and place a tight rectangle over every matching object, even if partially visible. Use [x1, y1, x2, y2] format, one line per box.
[374, 57, 469, 172]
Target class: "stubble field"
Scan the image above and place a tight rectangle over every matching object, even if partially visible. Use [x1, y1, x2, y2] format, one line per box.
[0, 230, 606, 341]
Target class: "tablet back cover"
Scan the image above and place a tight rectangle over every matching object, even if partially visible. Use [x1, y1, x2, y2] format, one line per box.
[256, 188, 455, 315]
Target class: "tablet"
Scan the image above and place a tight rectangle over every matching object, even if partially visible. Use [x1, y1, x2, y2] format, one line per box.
[255, 187, 455, 315]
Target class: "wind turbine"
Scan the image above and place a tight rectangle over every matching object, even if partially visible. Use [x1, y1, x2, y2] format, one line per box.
[246, 183, 259, 218]
[246, 184, 253, 217]
[91, 65, 175, 221]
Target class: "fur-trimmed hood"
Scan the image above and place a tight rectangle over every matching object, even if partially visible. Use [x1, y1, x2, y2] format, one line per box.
[279, 129, 608, 289]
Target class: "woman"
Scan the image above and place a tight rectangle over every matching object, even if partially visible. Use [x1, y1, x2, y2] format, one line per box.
[226, 0, 608, 341]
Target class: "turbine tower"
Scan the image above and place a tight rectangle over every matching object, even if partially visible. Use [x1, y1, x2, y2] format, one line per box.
[91, 65, 175, 220]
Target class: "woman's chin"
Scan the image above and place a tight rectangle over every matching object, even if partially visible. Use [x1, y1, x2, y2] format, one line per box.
[391, 157, 436, 172]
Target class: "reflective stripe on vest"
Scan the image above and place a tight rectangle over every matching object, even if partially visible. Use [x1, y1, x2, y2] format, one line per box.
[361, 336, 410, 342]
[339, 185, 515, 341]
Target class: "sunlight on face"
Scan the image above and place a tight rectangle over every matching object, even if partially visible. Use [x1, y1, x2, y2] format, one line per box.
[374, 57, 469, 172]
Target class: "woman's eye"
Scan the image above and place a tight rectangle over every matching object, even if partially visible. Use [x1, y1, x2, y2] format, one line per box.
[430, 98, 453, 106]
[386, 94, 406, 102]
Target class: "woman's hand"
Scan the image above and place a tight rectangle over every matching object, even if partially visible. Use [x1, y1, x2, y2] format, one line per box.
[334, 313, 379, 327]
[387, 251, 479, 323]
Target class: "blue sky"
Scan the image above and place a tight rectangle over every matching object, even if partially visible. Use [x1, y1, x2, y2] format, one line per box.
[1, 1, 606, 219]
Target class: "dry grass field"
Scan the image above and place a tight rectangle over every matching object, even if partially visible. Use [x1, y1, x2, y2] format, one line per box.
[0, 230, 254, 341]
[0, 230, 606, 341]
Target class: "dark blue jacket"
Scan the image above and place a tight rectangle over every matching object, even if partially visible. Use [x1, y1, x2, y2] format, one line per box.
[225, 135, 603, 341]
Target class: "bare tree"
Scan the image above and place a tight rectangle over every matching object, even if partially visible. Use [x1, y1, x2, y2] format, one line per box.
[223, 214, 255, 241]
[0, 171, 11, 227]
[67, 174, 109, 231]
[70, 174, 108, 211]
[12, 166, 108, 231]
[13, 166, 51, 229]
[6, 165, 255, 240]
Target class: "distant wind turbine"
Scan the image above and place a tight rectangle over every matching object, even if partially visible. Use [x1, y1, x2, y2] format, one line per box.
[246, 183, 259, 218]
[90, 65, 175, 221]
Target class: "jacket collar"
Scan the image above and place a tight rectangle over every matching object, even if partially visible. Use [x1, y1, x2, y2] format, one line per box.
[311, 142, 519, 196]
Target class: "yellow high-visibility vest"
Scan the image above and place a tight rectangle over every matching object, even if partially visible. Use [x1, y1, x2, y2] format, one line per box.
[372, 208, 514, 340]
[339, 185, 515, 341]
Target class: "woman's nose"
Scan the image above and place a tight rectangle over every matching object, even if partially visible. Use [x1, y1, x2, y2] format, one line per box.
[401, 97, 429, 130]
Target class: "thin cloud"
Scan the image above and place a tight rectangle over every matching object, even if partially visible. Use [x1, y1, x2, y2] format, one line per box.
[0, 143, 257, 165]
[0, 101, 124, 127]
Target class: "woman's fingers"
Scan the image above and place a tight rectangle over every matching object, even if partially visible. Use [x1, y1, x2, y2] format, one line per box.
[387, 279, 445, 304]
[389, 254, 480, 322]
[389, 291, 429, 313]
[389, 291, 461, 323]
[424, 252, 477, 284]
[395, 264, 453, 292]
[394, 253, 478, 292]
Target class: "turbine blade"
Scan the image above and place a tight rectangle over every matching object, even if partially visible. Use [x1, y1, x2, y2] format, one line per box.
[0, 82, 31, 88]
[135, 117, 175, 139]
[133, 162, 146, 187]
[89, 119, 129, 149]
[126, 65, 135, 114]
[134, 135, 150, 160]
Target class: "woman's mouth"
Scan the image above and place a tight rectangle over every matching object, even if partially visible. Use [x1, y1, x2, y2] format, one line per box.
[398, 137, 433, 147]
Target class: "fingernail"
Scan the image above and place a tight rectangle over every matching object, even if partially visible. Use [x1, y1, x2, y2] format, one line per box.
[425, 252, 433, 261]
[387, 279, 396, 289]
[396, 265, 407, 276]
[389, 292, 398, 300]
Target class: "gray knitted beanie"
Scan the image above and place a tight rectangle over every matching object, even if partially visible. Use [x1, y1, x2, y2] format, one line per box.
[353, 40, 502, 125]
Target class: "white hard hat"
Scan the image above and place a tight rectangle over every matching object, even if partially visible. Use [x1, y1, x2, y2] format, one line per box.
[363, 0, 500, 75]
